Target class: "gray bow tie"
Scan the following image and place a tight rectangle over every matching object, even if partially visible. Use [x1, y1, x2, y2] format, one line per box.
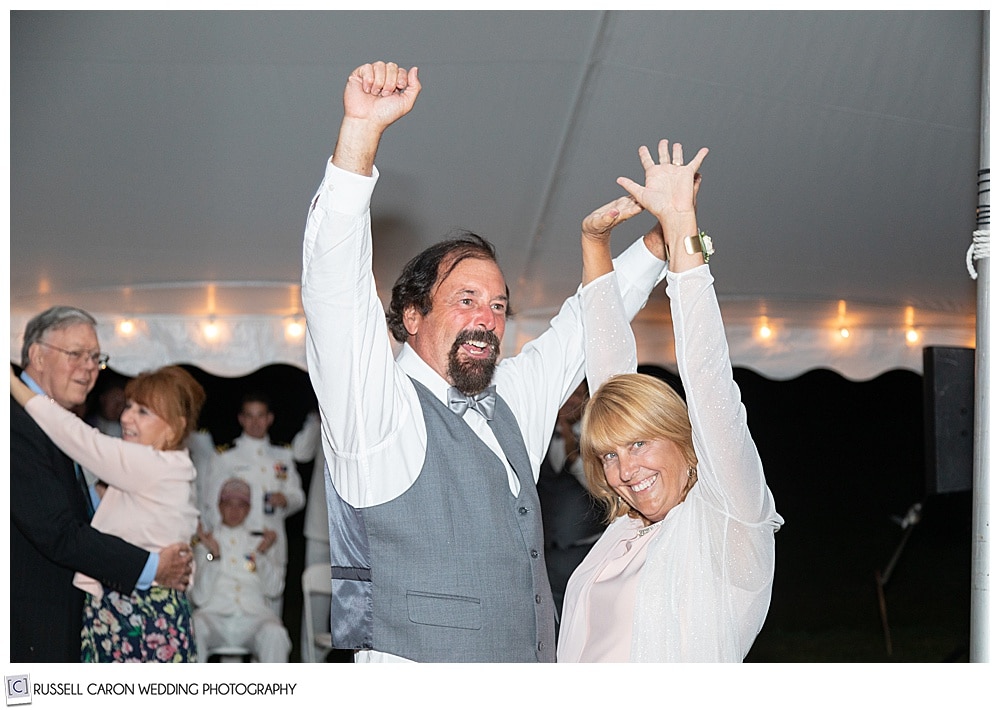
[447, 385, 497, 420]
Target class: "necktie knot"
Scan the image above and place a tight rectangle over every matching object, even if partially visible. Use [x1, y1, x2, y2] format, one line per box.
[447, 385, 497, 420]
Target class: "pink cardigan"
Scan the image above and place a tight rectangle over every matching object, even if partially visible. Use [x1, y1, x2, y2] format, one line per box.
[25, 396, 199, 600]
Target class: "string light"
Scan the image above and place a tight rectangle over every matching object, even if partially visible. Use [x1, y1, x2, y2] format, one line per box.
[286, 315, 305, 340]
[836, 300, 850, 340]
[757, 316, 773, 340]
[203, 316, 220, 341]
[903, 306, 919, 346]
[117, 318, 135, 336]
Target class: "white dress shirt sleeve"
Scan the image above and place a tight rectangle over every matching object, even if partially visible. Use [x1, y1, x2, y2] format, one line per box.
[301, 160, 426, 508]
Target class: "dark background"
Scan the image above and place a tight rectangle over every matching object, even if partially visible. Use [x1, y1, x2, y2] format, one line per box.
[82, 359, 973, 663]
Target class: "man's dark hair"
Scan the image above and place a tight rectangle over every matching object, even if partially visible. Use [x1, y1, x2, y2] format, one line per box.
[240, 390, 272, 412]
[386, 230, 513, 343]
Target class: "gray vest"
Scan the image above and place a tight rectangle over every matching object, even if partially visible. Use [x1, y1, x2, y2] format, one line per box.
[325, 378, 556, 662]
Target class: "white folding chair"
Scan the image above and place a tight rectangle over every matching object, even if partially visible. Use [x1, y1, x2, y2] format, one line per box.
[301, 563, 333, 663]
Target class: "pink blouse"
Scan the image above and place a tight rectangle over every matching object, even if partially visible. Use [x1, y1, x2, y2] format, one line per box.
[560, 516, 661, 661]
[25, 396, 199, 600]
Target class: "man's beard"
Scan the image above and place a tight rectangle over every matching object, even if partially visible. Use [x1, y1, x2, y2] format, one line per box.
[447, 328, 501, 395]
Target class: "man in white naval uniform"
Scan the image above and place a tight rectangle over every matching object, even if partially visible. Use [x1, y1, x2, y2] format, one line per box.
[302, 60, 669, 662]
[201, 392, 305, 616]
[191, 478, 291, 663]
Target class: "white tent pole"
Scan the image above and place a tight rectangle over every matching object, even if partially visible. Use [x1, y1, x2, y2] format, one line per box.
[969, 9, 990, 664]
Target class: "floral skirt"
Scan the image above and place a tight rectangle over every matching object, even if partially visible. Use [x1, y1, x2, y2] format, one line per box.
[81, 586, 197, 662]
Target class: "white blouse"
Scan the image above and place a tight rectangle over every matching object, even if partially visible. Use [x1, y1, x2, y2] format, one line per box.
[558, 265, 783, 662]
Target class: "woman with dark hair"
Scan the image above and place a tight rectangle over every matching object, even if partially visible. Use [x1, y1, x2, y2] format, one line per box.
[557, 140, 783, 662]
[10, 364, 206, 662]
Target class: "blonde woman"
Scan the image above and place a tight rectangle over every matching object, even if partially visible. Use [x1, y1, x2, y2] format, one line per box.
[557, 140, 783, 662]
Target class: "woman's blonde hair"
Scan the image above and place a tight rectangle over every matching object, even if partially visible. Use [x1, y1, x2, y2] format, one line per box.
[580, 373, 696, 523]
[124, 366, 205, 451]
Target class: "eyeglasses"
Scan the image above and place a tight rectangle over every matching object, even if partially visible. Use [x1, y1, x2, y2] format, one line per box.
[39, 341, 110, 370]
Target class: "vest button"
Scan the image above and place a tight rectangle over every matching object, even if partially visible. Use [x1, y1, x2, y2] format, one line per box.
[535, 594, 542, 604]
[530, 549, 539, 558]
[518, 506, 528, 515]
[537, 642, 546, 652]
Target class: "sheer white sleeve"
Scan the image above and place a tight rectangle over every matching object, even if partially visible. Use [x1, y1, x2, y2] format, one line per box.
[631, 265, 782, 662]
[581, 270, 638, 393]
[668, 266, 774, 523]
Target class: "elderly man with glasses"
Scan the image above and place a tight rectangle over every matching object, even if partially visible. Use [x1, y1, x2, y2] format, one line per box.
[10, 305, 193, 662]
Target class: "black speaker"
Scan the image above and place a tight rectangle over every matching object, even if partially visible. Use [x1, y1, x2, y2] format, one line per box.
[923, 346, 975, 494]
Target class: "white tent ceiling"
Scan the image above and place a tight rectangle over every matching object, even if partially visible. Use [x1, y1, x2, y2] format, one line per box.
[9, 10, 986, 379]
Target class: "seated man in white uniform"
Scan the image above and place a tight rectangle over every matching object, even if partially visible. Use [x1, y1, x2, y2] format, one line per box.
[191, 478, 291, 663]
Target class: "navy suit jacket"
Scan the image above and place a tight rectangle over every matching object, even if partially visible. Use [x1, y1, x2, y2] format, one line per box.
[10, 396, 148, 662]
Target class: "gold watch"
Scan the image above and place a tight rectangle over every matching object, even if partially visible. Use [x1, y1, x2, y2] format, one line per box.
[683, 230, 714, 262]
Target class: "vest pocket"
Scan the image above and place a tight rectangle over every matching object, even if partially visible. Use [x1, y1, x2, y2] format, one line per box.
[406, 590, 482, 630]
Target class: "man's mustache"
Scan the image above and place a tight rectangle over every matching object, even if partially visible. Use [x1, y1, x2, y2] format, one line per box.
[452, 328, 500, 353]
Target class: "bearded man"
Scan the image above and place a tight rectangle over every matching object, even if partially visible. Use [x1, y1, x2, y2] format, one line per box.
[301, 60, 669, 663]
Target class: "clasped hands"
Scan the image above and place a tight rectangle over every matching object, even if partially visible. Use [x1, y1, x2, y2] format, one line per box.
[583, 139, 708, 251]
